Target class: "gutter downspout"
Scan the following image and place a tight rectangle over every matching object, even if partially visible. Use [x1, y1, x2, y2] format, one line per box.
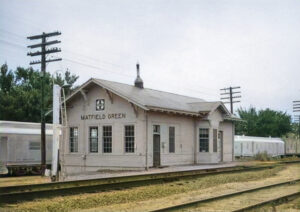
[232, 122, 235, 161]
[194, 117, 197, 164]
[145, 111, 149, 170]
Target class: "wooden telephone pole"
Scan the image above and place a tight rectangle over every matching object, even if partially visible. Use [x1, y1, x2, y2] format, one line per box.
[220, 86, 241, 114]
[27, 31, 62, 174]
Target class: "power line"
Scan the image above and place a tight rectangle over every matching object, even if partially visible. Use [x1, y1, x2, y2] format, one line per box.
[220, 86, 241, 113]
[0, 30, 221, 99]
[63, 58, 133, 78]
[0, 39, 26, 50]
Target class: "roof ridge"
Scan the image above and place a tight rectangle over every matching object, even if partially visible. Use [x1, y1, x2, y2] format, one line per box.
[95, 78, 205, 101]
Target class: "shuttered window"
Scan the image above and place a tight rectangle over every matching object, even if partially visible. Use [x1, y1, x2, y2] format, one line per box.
[213, 129, 217, 152]
[169, 127, 175, 153]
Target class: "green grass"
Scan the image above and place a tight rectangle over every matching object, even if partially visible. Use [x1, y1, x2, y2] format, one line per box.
[2, 166, 285, 212]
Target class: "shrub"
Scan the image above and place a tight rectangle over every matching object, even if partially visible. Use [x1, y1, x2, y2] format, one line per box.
[254, 151, 272, 161]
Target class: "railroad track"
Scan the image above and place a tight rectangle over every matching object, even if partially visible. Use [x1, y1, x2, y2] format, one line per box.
[151, 179, 300, 212]
[232, 191, 300, 212]
[0, 164, 278, 204]
[0, 160, 299, 204]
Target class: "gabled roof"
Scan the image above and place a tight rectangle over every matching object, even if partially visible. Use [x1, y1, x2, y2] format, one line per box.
[66, 78, 234, 118]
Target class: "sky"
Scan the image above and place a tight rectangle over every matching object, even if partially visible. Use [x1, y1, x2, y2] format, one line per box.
[0, 0, 300, 118]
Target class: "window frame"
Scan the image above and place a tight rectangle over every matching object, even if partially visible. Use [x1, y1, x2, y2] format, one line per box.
[69, 127, 79, 153]
[124, 125, 135, 153]
[29, 141, 40, 150]
[199, 128, 209, 152]
[89, 126, 99, 153]
[169, 126, 175, 153]
[102, 125, 112, 153]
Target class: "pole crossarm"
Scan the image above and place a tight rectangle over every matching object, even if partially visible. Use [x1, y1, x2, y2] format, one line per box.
[220, 86, 241, 113]
[27, 40, 61, 49]
[30, 58, 62, 65]
[27, 31, 61, 40]
[27, 48, 61, 56]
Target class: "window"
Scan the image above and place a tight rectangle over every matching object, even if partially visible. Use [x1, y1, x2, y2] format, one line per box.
[199, 128, 209, 152]
[169, 127, 175, 153]
[96, 99, 105, 111]
[29, 142, 40, 150]
[70, 127, 78, 153]
[125, 125, 135, 153]
[103, 126, 112, 153]
[153, 125, 160, 134]
[213, 129, 217, 152]
[89, 127, 98, 153]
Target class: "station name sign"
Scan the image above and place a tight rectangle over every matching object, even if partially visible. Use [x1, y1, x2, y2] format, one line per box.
[81, 113, 126, 120]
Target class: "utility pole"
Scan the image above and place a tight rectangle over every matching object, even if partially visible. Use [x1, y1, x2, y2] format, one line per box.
[293, 101, 300, 154]
[220, 86, 241, 114]
[27, 31, 62, 175]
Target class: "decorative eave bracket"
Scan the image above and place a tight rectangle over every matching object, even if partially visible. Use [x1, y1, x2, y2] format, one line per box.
[131, 103, 139, 117]
[80, 89, 88, 103]
[105, 89, 113, 104]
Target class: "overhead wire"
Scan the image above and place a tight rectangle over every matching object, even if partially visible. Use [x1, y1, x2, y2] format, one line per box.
[0, 29, 220, 99]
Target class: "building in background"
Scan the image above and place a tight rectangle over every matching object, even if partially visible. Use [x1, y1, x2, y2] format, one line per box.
[234, 135, 285, 157]
[60, 65, 238, 175]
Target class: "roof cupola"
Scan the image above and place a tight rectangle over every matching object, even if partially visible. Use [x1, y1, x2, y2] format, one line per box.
[134, 63, 144, 89]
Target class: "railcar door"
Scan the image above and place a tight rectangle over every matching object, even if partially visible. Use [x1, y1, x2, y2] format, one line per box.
[153, 125, 161, 167]
[0, 136, 8, 164]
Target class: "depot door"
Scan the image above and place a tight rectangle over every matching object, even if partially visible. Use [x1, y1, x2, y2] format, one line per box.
[218, 131, 223, 162]
[153, 125, 161, 167]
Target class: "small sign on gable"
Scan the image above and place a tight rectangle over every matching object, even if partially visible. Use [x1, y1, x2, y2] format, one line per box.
[96, 99, 105, 111]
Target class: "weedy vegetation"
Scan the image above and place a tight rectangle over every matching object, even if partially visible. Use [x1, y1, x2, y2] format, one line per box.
[0, 166, 285, 212]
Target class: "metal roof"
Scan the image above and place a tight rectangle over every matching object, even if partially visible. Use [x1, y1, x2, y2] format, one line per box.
[235, 135, 284, 143]
[0, 121, 54, 135]
[66, 78, 234, 118]
[95, 78, 206, 112]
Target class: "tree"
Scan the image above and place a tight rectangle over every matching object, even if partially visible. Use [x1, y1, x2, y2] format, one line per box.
[235, 107, 292, 137]
[0, 64, 79, 123]
[0, 63, 14, 93]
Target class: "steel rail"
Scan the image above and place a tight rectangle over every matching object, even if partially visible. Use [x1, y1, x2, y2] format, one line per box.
[151, 179, 300, 212]
[232, 191, 300, 212]
[0, 165, 276, 204]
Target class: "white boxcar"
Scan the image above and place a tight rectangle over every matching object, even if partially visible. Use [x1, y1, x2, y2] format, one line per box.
[234, 135, 285, 157]
[0, 121, 53, 174]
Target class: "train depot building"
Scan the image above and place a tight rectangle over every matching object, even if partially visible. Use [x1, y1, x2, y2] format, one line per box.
[61, 66, 238, 174]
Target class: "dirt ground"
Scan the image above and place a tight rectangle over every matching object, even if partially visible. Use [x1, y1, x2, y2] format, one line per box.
[1, 164, 299, 212]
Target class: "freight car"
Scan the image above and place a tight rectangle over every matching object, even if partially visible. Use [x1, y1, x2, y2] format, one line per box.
[0, 121, 53, 175]
[234, 135, 285, 157]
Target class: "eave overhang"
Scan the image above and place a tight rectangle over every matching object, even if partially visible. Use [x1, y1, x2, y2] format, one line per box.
[147, 106, 208, 118]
